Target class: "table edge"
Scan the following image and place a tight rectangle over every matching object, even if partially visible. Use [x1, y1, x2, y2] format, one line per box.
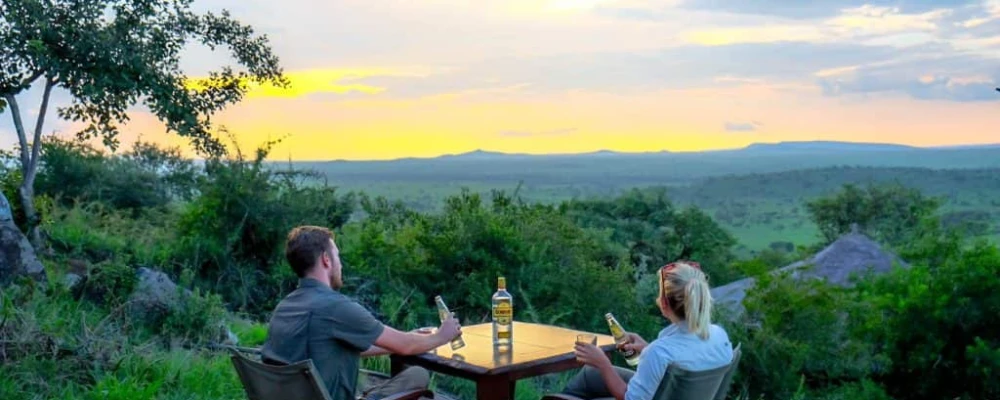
[393, 343, 619, 377]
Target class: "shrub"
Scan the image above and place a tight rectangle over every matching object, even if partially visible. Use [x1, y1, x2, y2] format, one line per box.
[159, 270, 228, 346]
[722, 269, 879, 399]
[173, 137, 354, 315]
[340, 190, 654, 336]
[35, 137, 197, 214]
[854, 240, 1000, 400]
[82, 260, 137, 305]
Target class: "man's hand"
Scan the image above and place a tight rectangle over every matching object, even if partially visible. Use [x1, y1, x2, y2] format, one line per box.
[434, 314, 462, 342]
[621, 332, 648, 354]
[574, 342, 612, 369]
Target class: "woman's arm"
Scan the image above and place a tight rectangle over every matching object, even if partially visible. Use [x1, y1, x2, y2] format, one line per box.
[595, 363, 628, 400]
[574, 343, 629, 400]
[621, 345, 671, 400]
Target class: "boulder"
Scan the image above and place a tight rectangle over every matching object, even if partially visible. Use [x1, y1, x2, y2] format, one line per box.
[129, 267, 184, 317]
[712, 231, 907, 316]
[129, 267, 238, 345]
[0, 222, 47, 286]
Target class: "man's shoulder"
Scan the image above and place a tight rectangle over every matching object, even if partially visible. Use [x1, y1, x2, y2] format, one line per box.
[271, 287, 355, 314]
[310, 291, 372, 317]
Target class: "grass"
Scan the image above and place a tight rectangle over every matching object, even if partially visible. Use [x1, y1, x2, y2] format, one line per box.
[1, 267, 589, 400]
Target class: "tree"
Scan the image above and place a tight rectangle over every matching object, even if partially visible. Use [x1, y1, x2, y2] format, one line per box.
[560, 188, 738, 283]
[806, 183, 941, 247]
[0, 0, 288, 246]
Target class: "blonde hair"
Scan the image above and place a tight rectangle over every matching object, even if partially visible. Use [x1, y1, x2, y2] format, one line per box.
[659, 262, 713, 340]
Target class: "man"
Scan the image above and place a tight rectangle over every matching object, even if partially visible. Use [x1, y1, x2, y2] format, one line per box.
[261, 225, 462, 400]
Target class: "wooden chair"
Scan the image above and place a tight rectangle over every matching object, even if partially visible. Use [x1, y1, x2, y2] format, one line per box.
[228, 347, 434, 400]
[542, 343, 742, 400]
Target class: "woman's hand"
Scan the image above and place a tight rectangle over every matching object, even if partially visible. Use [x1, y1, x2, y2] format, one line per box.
[621, 332, 648, 354]
[574, 342, 611, 369]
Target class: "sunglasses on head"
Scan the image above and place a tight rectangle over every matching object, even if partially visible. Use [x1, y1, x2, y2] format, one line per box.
[660, 260, 701, 274]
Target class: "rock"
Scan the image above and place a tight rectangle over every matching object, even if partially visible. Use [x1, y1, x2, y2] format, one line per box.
[712, 232, 907, 317]
[128, 267, 237, 345]
[64, 273, 83, 289]
[0, 191, 46, 286]
[129, 267, 184, 317]
[0, 223, 47, 286]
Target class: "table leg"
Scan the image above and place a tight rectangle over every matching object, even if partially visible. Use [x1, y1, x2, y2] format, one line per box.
[476, 375, 516, 400]
[389, 355, 406, 376]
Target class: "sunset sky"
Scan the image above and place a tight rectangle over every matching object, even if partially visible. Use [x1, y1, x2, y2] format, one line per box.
[3, 0, 1000, 160]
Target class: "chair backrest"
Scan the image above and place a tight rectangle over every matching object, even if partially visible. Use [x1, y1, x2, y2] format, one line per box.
[651, 343, 743, 400]
[712, 343, 742, 400]
[228, 347, 333, 400]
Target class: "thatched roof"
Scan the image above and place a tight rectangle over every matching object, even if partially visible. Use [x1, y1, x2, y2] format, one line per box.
[711, 231, 907, 314]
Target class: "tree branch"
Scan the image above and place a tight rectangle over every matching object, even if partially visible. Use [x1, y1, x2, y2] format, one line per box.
[3, 94, 30, 168]
[25, 77, 55, 187]
[20, 71, 43, 90]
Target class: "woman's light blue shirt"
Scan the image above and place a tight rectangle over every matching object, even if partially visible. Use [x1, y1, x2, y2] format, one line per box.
[624, 322, 734, 400]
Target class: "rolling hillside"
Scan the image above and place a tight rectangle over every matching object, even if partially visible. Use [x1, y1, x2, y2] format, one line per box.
[284, 142, 1000, 250]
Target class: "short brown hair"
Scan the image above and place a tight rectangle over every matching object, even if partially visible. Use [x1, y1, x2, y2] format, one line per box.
[285, 226, 334, 277]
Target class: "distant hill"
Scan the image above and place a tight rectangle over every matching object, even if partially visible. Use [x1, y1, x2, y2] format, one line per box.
[736, 141, 917, 153]
[295, 141, 1000, 187]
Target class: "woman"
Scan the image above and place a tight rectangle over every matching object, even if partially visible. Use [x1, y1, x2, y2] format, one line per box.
[560, 261, 734, 400]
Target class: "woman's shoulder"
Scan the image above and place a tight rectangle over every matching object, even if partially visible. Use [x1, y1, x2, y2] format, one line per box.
[709, 323, 730, 338]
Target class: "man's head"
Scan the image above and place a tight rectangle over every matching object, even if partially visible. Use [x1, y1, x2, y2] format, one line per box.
[285, 225, 343, 289]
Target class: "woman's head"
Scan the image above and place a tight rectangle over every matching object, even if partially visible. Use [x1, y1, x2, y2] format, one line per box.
[657, 261, 713, 339]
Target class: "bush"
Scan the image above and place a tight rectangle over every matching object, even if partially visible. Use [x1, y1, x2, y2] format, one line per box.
[44, 201, 177, 267]
[82, 260, 137, 305]
[340, 190, 656, 336]
[560, 188, 740, 285]
[722, 269, 880, 399]
[854, 240, 1000, 400]
[174, 137, 354, 316]
[35, 136, 197, 214]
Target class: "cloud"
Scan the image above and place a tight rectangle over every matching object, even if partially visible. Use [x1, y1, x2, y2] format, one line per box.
[350, 42, 903, 101]
[816, 52, 1000, 101]
[679, 5, 955, 46]
[184, 68, 444, 99]
[724, 121, 762, 132]
[498, 128, 578, 137]
[679, 0, 977, 19]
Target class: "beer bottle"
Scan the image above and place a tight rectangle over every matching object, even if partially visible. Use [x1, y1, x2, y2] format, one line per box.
[435, 295, 465, 350]
[492, 277, 514, 347]
[605, 313, 640, 366]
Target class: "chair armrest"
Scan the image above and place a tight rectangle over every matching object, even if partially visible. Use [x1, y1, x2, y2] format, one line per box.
[379, 389, 434, 400]
[541, 394, 586, 400]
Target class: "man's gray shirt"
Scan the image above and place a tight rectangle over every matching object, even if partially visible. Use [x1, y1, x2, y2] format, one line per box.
[262, 278, 385, 400]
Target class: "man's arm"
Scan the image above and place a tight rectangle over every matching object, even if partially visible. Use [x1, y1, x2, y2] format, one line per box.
[361, 345, 391, 357]
[373, 326, 452, 355]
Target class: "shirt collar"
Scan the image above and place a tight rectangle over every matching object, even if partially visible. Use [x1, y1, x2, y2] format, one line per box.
[298, 277, 331, 291]
[658, 320, 689, 339]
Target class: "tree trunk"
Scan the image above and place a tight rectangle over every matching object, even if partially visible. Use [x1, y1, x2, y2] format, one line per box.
[18, 184, 41, 249]
[3, 78, 54, 251]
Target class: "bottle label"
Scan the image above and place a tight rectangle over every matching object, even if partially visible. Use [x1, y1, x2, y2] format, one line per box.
[608, 323, 624, 338]
[493, 301, 513, 325]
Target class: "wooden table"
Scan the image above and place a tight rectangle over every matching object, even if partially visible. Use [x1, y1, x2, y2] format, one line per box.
[390, 321, 617, 400]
